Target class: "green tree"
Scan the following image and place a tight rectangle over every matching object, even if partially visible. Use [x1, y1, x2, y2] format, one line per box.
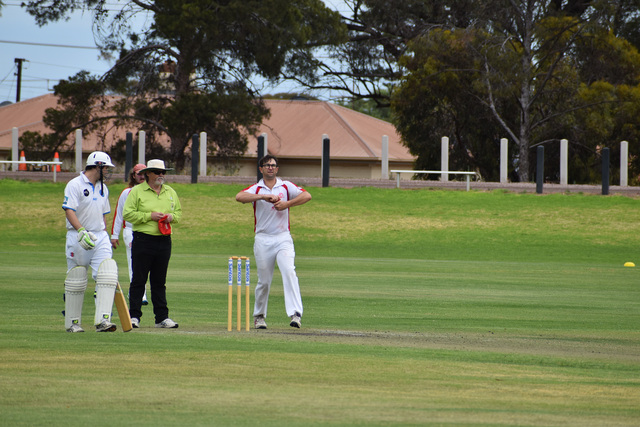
[391, 0, 640, 182]
[336, 97, 391, 122]
[300, 0, 640, 183]
[391, 29, 509, 181]
[297, 0, 481, 107]
[22, 0, 345, 170]
[20, 71, 106, 161]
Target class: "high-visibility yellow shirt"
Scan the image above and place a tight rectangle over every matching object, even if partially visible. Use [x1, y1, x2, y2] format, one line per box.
[123, 181, 182, 235]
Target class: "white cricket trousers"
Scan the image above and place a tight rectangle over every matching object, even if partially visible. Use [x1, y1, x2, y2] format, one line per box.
[253, 232, 303, 318]
[123, 226, 134, 282]
[65, 230, 112, 280]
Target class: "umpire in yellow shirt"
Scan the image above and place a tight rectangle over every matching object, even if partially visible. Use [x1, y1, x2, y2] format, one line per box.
[123, 159, 182, 329]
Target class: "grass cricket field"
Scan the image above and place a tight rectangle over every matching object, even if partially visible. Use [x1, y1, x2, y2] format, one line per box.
[0, 179, 639, 426]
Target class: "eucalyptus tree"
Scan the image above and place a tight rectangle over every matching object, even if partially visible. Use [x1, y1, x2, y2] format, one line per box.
[295, 0, 638, 182]
[391, 0, 640, 182]
[295, 0, 481, 107]
[22, 0, 345, 169]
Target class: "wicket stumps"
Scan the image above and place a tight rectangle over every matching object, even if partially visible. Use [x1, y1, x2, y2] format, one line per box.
[228, 256, 250, 331]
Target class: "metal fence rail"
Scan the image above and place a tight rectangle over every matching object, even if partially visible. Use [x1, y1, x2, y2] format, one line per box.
[390, 170, 478, 191]
[0, 161, 63, 182]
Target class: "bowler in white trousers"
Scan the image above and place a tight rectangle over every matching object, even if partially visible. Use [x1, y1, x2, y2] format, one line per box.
[235, 155, 311, 329]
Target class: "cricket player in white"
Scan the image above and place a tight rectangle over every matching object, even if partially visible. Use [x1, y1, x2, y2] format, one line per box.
[236, 155, 311, 329]
[62, 151, 119, 333]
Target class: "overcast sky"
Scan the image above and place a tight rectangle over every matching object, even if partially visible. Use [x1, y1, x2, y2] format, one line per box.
[0, 0, 349, 104]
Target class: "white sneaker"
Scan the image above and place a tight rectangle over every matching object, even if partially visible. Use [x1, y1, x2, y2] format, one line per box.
[67, 323, 84, 333]
[131, 318, 140, 328]
[254, 315, 267, 329]
[290, 312, 301, 328]
[96, 319, 117, 332]
[155, 318, 178, 328]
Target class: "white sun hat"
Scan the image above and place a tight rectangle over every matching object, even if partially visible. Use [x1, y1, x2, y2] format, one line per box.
[139, 159, 174, 173]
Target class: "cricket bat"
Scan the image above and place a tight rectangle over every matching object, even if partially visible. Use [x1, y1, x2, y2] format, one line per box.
[114, 282, 133, 332]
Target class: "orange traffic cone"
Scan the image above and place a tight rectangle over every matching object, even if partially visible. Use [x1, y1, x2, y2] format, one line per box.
[53, 152, 61, 172]
[18, 151, 27, 171]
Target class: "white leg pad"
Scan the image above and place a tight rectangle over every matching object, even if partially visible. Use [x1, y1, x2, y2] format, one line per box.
[65, 266, 88, 330]
[94, 259, 118, 325]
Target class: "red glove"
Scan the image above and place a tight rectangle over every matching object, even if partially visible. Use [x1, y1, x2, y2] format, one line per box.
[158, 214, 172, 235]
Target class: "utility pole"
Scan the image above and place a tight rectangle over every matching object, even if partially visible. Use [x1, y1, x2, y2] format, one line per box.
[14, 58, 26, 103]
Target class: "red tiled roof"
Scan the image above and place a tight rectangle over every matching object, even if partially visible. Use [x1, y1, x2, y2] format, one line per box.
[251, 100, 412, 161]
[0, 94, 126, 152]
[0, 95, 59, 142]
[0, 94, 414, 162]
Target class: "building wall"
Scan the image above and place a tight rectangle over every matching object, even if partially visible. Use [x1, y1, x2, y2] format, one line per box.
[0, 149, 416, 179]
[232, 157, 414, 180]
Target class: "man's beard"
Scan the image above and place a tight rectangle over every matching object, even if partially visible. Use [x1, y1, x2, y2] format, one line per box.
[154, 176, 165, 186]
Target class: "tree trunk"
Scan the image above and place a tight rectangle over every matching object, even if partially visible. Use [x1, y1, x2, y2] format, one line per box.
[517, 78, 532, 182]
[518, 129, 530, 182]
[517, 1, 535, 183]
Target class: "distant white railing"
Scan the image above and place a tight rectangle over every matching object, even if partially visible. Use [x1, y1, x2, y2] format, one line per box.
[0, 161, 63, 182]
[391, 170, 478, 191]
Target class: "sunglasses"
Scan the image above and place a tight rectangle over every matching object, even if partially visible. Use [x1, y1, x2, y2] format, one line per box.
[149, 170, 166, 175]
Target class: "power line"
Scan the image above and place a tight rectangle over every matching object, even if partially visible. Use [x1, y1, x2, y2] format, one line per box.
[0, 39, 99, 50]
[0, 65, 16, 85]
[28, 60, 108, 72]
[12, 77, 61, 82]
[3, 1, 125, 6]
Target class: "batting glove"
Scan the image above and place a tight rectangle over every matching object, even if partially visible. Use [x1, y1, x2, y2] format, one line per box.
[77, 227, 97, 250]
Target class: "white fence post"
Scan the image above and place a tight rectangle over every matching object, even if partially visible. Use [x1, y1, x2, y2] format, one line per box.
[620, 140, 629, 187]
[261, 132, 268, 156]
[75, 129, 83, 172]
[200, 132, 207, 176]
[11, 127, 18, 171]
[138, 131, 146, 165]
[381, 135, 389, 179]
[500, 138, 508, 183]
[441, 136, 449, 181]
[560, 139, 568, 186]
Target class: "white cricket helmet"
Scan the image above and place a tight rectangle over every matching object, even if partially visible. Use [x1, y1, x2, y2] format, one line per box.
[86, 151, 115, 167]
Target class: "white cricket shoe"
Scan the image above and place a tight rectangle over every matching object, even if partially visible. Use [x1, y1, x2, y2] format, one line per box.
[254, 315, 267, 329]
[96, 319, 117, 332]
[131, 318, 140, 328]
[155, 318, 179, 328]
[290, 312, 301, 329]
[67, 324, 84, 333]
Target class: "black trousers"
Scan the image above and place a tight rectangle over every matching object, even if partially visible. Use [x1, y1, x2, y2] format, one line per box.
[130, 232, 172, 323]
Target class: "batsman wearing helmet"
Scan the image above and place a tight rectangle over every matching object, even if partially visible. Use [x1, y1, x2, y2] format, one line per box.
[62, 151, 119, 333]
